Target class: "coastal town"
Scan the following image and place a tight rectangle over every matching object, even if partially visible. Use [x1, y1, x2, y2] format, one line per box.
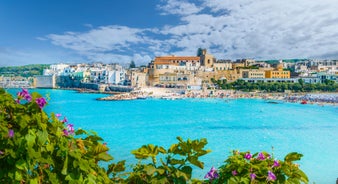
[1, 49, 337, 104]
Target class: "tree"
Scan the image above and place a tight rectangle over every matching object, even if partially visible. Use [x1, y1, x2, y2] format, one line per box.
[197, 48, 203, 56]
[129, 61, 136, 68]
[298, 78, 304, 87]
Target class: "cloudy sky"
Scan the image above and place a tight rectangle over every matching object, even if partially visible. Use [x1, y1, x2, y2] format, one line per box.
[1, 0, 338, 66]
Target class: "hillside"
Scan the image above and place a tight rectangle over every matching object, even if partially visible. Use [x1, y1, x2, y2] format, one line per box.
[0, 64, 50, 77]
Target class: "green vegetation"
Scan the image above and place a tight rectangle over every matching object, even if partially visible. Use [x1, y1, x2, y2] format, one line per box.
[0, 88, 309, 183]
[126, 137, 210, 183]
[216, 151, 308, 183]
[211, 79, 338, 92]
[0, 64, 49, 77]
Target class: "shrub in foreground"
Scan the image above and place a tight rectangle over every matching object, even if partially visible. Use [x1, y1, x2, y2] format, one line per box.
[212, 151, 308, 184]
[0, 88, 113, 183]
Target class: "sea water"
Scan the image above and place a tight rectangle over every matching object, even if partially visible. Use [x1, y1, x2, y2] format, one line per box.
[7, 89, 338, 183]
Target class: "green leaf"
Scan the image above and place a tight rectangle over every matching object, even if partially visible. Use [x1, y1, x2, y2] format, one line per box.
[145, 165, 156, 175]
[174, 169, 190, 181]
[85, 135, 103, 142]
[168, 144, 178, 153]
[37, 130, 48, 146]
[181, 166, 192, 179]
[15, 171, 22, 181]
[158, 146, 166, 154]
[97, 152, 113, 161]
[75, 129, 87, 135]
[15, 159, 27, 171]
[196, 149, 211, 157]
[93, 144, 109, 155]
[176, 136, 184, 142]
[157, 168, 166, 175]
[187, 156, 204, 169]
[284, 152, 303, 162]
[131, 144, 161, 159]
[29, 178, 39, 184]
[78, 160, 91, 172]
[295, 169, 309, 183]
[169, 158, 185, 165]
[107, 160, 126, 174]
[61, 154, 68, 175]
[25, 130, 36, 148]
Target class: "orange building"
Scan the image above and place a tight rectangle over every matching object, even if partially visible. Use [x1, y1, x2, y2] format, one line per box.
[265, 63, 290, 78]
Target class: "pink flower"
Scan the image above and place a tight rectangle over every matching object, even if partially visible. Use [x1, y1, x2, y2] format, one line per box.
[36, 97, 47, 109]
[204, 167, 219, 180]
[8, 129, 14, 138]
[63, 123, 75, 136]
[273, 160, 280, 167]
[63, 129, 69, 136]
[267, 171, 276, 181]
[244, 153, 252, 160]
[67, 124, 74, 134]
[232, 170, 238, 176]
[55, 113, 61, 118]
[62, 117, 68, 123]
[0, 150, 4, 155]
[257, 152, 265, 160]
[16, 88, 32, 103]
[250, 173, 256, 180]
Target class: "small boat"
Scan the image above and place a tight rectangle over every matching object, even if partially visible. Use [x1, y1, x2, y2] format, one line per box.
[267, 101, 279, 104]
[300, 100, 307, 104]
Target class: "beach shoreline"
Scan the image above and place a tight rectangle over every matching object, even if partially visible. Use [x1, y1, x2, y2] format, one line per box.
[96, 87, 338, 105]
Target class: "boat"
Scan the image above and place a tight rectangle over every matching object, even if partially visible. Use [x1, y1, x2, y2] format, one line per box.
[300, 100, 307, 104]
[267, 101, 279, 104]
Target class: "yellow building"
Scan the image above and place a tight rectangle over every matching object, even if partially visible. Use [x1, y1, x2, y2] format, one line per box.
[199, 49, 215, 68]
[213, 61, 232, 71]
[242, 69, 266, 78]
[196, 69, 240, 83]
[153, 56, 201, 67]
[131, 70, 147, 88]
[265, 64, 290, 78]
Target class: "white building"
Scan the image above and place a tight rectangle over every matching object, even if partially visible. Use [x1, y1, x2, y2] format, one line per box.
[35, 75, 56, 88]
[43, 63, 70, 76]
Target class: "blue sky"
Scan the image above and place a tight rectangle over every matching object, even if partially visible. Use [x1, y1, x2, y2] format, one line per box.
[1, 0, 338, 66]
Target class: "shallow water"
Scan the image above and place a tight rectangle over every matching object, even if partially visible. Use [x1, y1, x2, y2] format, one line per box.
[8, 89, 338, 183]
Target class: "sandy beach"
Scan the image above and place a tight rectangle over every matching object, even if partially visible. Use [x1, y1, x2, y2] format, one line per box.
[97, 87, 338, 105]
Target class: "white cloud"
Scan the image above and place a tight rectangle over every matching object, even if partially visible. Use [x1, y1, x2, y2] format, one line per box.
[47, 26, 146, 52]
[44, 0, 338, 64]
[201, 0, 338, 59]
[157, 0, 202, 16]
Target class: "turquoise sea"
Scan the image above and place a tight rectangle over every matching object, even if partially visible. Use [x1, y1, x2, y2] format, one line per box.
[7, 89, 338, 183]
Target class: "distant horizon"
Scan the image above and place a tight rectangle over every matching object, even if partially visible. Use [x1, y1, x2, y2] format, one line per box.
[1, 57, 336, 68]
[1, 0, 338, 67]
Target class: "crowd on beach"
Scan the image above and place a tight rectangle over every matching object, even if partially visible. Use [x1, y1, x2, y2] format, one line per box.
[97, 87, 337, 105]
[285, 94, 338, 104]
